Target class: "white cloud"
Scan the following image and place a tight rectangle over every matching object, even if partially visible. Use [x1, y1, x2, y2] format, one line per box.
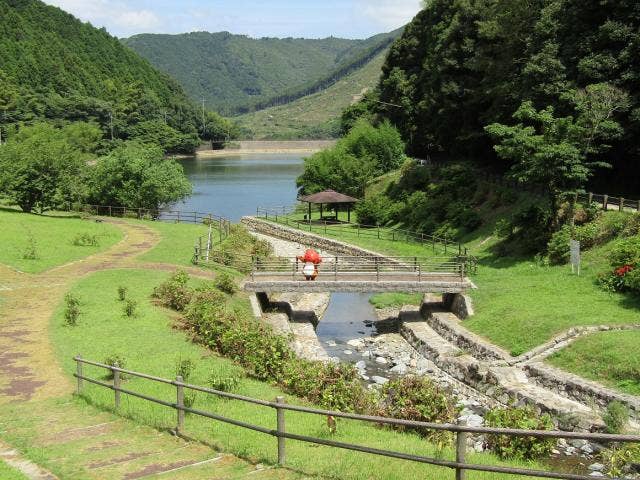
[358, 0, 422, 30]
[43, 0, 161, 34]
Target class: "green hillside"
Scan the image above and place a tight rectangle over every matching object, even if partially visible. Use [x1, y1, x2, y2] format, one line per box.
[0, 0, 205, 151]
[237, 49, 388, 139]
[123, 30, 398, 115]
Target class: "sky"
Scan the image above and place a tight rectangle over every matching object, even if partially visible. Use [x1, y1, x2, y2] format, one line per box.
[43, 0, 423, 39]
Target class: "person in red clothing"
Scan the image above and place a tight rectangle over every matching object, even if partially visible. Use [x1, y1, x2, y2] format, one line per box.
[297, 248, 322, 280]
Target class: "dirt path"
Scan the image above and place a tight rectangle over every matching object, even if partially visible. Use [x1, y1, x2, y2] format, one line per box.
[0, 218, 299, 480]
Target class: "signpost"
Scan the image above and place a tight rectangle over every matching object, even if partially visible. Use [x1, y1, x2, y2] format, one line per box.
[570, 239, 580, 275]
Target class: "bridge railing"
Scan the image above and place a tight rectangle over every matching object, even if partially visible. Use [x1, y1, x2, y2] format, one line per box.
[73, 355, 640, 480]
[250, 255, 467, 282]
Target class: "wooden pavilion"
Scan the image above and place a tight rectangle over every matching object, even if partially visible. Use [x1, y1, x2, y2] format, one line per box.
[299, 189, 358, 223]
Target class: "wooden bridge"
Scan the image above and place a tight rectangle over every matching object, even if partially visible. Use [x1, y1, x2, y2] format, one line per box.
[243, 256, 475, 293]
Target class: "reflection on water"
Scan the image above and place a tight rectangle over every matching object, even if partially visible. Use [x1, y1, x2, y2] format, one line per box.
[316, 293, 378, 341]
[174, 153, 305, 221]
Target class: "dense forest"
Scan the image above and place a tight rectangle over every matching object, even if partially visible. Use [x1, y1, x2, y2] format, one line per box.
[0, 0, 233, 153]
[354, 0, 640, 192]
[123, 30, 401, 115]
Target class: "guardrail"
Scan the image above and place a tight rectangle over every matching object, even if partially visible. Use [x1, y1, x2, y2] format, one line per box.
[577, 193, 640, 212]
[255, 205, 465, 257]
[73, 356, 640, 480]
[250, 255, 468, 282]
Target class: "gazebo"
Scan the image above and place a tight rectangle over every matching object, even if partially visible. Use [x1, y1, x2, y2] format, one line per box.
[299, 189, 358, 223]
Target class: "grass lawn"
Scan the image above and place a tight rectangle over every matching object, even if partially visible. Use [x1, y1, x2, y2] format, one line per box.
[0, 461, 28, 480]
[464, 241, 640, 356]
[49, 268, 545, 480]
[267, 215, 453, 258]
[131, 219, 210, 266]
[0, 208, 123, 273]
[370, 292, 423, 309]
[546, 330, 640, 396]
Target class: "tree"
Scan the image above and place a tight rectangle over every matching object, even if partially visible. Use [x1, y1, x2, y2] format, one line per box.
[0, 123, 89, 212]
[88, 142, 192, 210]
[485, 85, 628, 228]
[129, 120, 200, 154]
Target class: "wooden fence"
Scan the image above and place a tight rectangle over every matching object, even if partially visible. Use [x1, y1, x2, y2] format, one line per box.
[74, 356, 640, 480]
[577, 193, 640, 213]
[255, 205, 466, 257]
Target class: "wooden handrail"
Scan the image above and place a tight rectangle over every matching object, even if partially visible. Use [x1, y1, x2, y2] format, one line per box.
[73, 356, 639, 480]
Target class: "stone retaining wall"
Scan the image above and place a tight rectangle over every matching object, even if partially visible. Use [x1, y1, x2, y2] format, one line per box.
[241, 216, 402, 261]
[524, 362, 640, 423]
[443, 293, 474, 319]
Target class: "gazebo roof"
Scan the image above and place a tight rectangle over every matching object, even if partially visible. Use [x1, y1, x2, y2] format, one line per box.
[299, 189, 359, 204]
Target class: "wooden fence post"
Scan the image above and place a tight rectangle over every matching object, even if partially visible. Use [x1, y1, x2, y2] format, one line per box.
[603, 194, 608, 210]
[76, 355, 83, 395]
[588, 192, 593, 205]
[456, 420, 468, 480]
[377, 226, 380, 239]
[113, 362, 121, 409]
[376, 257, 380, 282]
[620, 198, 625, 212]
[276, 396, 286, 465]
[176, 375, 184, 434]
[334, 256, 338, 280]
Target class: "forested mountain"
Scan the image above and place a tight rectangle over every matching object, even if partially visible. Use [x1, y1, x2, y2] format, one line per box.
[365, 0, 640, 191]
[0, 0, 227, 153]
[237, 49, 389, 139]
[123, 30, 401, 115]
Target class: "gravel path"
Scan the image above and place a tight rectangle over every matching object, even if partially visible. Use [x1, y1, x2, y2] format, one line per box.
[251, 232, 337, 259]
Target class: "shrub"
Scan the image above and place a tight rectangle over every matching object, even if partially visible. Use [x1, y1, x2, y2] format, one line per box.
[64, 293, 81, 326]
[354, 193, 397, 226]
[603, 401, 629, 434]
[547, 226, 571, 265]
[103, 354, 126, 379]
[72, 232, 99, 246]
[175, 358, 196, 382]
[602, 444, 640, 478]
[494, 218, 513, 238]
[117, 286, 128, 301]
[609, 237, 640, 267]
[622, 213, 640, 237]
[123, 298, 137, 317]
[208, 370, 241, 392]
[214, 272, 237, 295]
[22, 230, 38, 260]
[152, 270, 192, 311]
[484, 405, 555, 460]
[375, 376, 458, 443]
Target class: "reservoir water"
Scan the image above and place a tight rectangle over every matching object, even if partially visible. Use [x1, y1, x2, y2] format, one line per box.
[175, 153, 304, 221]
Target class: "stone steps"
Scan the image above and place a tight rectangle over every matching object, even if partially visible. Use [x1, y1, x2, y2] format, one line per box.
[400, 306, 605, 430]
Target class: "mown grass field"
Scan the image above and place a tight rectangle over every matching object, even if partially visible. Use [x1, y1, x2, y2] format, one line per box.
[0, 208, 122, 273]
[0, 461, 28, 480]
[48, 267, 545, 480]
[547, 330, 640, 396]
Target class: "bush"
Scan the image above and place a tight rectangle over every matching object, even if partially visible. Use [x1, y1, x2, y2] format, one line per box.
[547, 226, 571, 265]
[152, 270, 192, 311]
[603, 444, 640, 478]
[484, 405, 555, 460]
[354, 193, 398, 226]
[214, 272, 237, 295]
[103, 354, 126, 379]
[609, 237, 640, 267]
[175, 358, 196, 382]
[603, 401, 629, 434]
[72, 232, 99, 246]
[494, 218, 513, 238]
[622, 213, 640, 237]
[117, 286, 127, 301]
[123, 298, 137, 317]
[22, 230, 38, 260]
[64, 293, 81, 326]
[208, 370, 241, 392]
[375, 376, 458, 442]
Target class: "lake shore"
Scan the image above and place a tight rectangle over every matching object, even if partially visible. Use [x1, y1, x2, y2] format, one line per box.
[195, 139, 336, 157]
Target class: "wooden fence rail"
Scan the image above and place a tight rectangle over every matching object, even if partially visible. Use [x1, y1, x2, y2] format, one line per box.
[577, 193, 640, 213]
[256, 206, 464, 255]
[74, 356, 640, 480]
